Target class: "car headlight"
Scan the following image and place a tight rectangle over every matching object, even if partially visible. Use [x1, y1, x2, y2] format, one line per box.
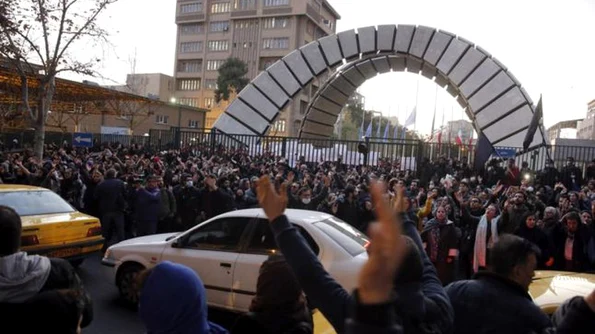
[103, 249, 114, 260]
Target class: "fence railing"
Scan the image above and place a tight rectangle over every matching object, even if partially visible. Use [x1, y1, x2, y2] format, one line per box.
[3, 128, 595, 174]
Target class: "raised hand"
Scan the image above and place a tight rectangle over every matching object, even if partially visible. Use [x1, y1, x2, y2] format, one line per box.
[256, 175, 288, 222]
[358, 182, 406, 304]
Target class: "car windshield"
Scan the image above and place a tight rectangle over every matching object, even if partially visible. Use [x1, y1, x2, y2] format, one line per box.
[314, 216, 369, 256]
[0, 190, 75, 216]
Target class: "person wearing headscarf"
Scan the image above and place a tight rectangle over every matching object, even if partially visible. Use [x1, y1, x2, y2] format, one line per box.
[421, 206, 460, 285]
[138, 261, 228, 334]
[231, 255, 312, 334]
[515, 212, 553, 269]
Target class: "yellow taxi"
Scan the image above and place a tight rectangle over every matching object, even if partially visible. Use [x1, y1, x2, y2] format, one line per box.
[0, 185, 104, 266]
[530, 270, 595, 314]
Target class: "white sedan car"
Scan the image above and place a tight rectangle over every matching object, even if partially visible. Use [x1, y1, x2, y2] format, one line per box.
[102, 208, 369, 312]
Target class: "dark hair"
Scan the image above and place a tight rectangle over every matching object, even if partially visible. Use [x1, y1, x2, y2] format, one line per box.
[489, 235, 540, 277]
[105, 168, 117, 179]
[564, 211, 581, 224]
[0, 205, 22, 256]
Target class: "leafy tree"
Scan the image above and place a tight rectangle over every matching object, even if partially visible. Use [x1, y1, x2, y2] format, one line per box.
[0, 0, 117, 158]
[214, 57, 249, 103]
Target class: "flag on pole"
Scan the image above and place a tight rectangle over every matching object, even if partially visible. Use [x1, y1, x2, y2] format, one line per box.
[523, 95, 543, 152]
[430, 85, 438, 140]
[364, 119, 372, 137]
[376, 116, 382, 138]
[455, 128, 463, 146]
[404, 107, 416, 128]
[468, 129, 474, 151]
[383, 121, 390, 142]
[401, 127, 407, 140]
[358, 117, 364, 139]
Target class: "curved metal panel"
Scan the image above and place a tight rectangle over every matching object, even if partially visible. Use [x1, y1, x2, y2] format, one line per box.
[213, 24, 547, 153]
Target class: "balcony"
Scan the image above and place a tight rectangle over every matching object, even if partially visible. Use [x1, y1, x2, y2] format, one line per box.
[176, 13, 206, 24]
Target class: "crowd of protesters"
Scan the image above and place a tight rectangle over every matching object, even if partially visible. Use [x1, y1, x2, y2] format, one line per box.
[1, 140, 595, 333]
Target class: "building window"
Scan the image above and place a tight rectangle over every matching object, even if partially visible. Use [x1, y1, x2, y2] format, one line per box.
[264, 0, 289, 7]
[300, 100, 307, 115]
[180, 42, 203, 53]
[322, 18, 333, 30]
[188, 120, 199, 128]
[180, 2, 202, 13]
[233, 0, 255, 10]
[210, 21, 230, 32]
[180, 23, 203, 35]
[178, 98, 199, 107]
[273, 119, 286, 132]
[235, 20, 257, 29]
[260, 57, 280, 70]
[211, 2, 231, 13]
[262, 37, 289, 49]
[206, 60, 225, 71]
[263, 17, 289, 29]
[204, 79, 218, 90]
[156, 115, 169, 124]
[177, 79, 201, 91]
[178, 60, 202, 73]
[208, 40, 230, 52]
[204, 97, 215, 108]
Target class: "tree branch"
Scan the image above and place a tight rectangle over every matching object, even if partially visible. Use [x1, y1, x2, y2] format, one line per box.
[56, 0, 115, 62]
[36, 0, 52, 65]
[51, 0, 72, 69]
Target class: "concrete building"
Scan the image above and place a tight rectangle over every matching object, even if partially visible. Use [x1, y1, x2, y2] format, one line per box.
[547, 119, 580, 142]
[173, 0, 340, 135]
[577, 99, 595, 140]
[108, 73, 175, 102]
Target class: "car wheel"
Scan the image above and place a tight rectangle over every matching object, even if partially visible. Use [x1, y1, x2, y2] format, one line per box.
[116, 263, 145, 306]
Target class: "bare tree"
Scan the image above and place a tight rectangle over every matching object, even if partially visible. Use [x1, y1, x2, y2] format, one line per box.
[0, 0, 118, 158]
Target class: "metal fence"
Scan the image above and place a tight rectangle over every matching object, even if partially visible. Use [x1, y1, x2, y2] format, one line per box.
[4, 128, 595, 174]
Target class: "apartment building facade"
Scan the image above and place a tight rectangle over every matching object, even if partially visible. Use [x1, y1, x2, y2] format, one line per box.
[577, 99, 595, 140]
[173, 0, 340, 135]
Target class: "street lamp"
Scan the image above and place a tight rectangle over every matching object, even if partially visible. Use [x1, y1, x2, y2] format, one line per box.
[170, 97, 182, 129]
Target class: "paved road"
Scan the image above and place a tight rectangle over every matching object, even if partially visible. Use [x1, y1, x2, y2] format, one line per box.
[78, 253, 238, 334]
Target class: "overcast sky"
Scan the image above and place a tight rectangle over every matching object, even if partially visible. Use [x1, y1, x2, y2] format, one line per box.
[76, 0, 595, 134]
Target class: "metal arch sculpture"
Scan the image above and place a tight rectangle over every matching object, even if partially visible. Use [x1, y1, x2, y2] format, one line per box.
[212, 24, 547, 151]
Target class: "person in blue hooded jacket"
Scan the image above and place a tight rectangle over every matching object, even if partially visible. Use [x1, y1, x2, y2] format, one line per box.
[138, 261, 228, 334]
[256, 176, 453, 334]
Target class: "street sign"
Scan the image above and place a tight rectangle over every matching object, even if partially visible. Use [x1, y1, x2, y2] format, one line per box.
[73, 133, 93, 147]
[494, 148, 517, 158]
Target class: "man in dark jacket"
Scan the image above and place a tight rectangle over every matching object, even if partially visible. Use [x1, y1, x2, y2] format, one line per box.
[94, 169, 127, 251]
[446, 234, 549, 333]
[561, 157, 583, 191]
[0, 205, 93, 328]
[201, 174, 233, 220]
[173, 174, 201, 230]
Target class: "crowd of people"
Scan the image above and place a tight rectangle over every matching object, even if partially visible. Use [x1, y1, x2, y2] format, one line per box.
[1, 140, 595, 333]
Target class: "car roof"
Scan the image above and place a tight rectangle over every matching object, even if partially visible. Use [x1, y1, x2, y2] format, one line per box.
[216, 208, 333, 224]
[530, 270, 595, 314]
[0, 184, 49, 192]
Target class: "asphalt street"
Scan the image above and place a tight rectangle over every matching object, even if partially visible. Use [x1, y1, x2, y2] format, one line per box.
[78, 253, 238, 334]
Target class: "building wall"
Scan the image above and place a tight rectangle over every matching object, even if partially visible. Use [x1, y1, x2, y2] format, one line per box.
[125, 73, 175, 102]
[577, 100, 595, 140]
[46, 103, 206, 136]
[173, 0, 340, 136]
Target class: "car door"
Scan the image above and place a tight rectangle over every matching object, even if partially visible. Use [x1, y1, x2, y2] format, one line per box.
[233, 219, 321, 312]
[160, 216, 253, 310]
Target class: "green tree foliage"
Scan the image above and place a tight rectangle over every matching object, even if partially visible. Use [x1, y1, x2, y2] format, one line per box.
[214, 57, 249, 103]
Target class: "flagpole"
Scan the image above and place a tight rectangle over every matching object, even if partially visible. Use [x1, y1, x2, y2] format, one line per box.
[414, 75, 420, 132]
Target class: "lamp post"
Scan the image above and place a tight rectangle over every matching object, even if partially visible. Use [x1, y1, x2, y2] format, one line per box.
[170, 97, 182, 149]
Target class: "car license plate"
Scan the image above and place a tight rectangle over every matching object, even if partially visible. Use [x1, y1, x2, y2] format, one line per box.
[47, 247, 82, 258]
